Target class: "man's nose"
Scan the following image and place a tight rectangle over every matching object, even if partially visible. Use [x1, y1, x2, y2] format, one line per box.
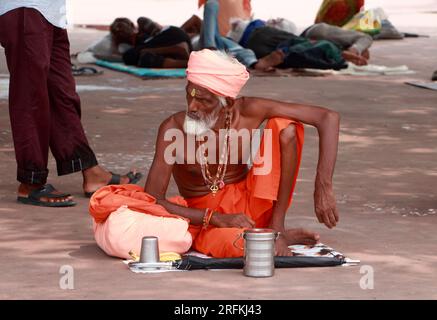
[188, 99, 200, 113]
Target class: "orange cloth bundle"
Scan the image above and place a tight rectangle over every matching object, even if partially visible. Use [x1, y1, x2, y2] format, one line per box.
[89, 184, 188, 224]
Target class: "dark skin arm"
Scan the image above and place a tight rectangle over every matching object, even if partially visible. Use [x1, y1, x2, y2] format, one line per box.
[239, 97, 340, 229]
[139, 42, 190, 60]
[144, 116, 255, 228]
[180, 15, 203, 38]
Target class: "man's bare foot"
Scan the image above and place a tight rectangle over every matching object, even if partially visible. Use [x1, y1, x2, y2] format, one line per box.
[82, 165, 142, 195]
[17, 183, 74, 205]
[282, 228, 320, 246]
[362, 49, 370, 60]
[342, 50, 368, 66]
[253, 49, 285, 71]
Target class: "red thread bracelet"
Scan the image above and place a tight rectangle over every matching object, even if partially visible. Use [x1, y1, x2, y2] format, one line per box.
[202, 208, 214, 229]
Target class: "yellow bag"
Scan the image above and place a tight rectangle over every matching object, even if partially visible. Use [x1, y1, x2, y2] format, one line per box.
[128, 251, 182, 262]
[342, 9, 382, 35]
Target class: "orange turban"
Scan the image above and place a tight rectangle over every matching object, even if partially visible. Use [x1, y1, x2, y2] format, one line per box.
[186, 49, 250, 98]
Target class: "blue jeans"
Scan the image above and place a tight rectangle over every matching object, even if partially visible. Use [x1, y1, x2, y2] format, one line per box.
[201, 0, 257, 68]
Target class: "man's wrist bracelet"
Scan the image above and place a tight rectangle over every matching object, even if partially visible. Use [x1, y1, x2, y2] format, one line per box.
[202, 208, 214, 229]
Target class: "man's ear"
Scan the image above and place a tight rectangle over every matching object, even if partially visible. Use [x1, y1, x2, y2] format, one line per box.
[225, 97, 235, 108]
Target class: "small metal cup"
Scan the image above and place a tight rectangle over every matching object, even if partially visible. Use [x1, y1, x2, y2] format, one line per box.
[139, 236, 159, 264]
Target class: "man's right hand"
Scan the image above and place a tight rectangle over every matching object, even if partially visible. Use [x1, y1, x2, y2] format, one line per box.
[210, 212, 255, 228]
[314, 178, 339, 229]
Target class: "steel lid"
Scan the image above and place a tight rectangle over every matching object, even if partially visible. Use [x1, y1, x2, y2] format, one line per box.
[243, 228, 278, 240]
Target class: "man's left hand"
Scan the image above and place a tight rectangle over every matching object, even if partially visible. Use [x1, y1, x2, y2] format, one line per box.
[314, 179, 339, 229]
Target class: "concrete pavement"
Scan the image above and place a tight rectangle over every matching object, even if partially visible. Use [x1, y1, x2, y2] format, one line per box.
[0, 27, 436, 299]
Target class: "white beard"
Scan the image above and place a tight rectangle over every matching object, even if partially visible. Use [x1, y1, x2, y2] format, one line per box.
[183, 111, 219, 136]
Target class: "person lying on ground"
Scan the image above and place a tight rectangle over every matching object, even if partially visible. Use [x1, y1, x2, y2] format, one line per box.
[227, 17, 297, 47]
[75, 17, 136, 63]
[301, 22, 372, 66]
[76, 16, 201, 65]
[123, 17, 193, 68]
[228, 18, 369, 68]
[237, 23, 347, 70]
[90, 49, 341, 258]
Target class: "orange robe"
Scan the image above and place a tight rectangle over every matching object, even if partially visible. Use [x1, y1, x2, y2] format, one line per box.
[90, 118, 304, 258]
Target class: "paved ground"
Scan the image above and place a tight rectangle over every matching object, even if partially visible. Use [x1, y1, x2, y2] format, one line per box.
[0, 27, 436, 300]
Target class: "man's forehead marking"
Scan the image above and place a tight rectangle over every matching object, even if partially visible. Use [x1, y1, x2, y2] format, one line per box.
[187, 83, 210, 98]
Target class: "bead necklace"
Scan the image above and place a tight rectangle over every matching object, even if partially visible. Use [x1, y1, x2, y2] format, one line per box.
[198, 111, 232, 195]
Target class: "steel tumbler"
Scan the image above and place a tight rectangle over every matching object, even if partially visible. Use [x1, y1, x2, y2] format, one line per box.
[139, 236, 160, 264]
[243, 228, 278, 278]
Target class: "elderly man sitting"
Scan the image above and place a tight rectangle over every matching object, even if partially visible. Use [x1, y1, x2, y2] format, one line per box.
[90, 49, 340, 258]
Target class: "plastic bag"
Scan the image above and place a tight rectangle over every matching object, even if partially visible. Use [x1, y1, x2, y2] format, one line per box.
[342, 8, 387, 35]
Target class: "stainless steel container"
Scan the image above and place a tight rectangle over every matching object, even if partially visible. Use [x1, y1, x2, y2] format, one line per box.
[139, 236, 159, 264]
[243, 228, 278, 278]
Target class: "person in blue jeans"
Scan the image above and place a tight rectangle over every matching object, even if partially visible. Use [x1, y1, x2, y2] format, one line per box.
[201, 0, 284, 71]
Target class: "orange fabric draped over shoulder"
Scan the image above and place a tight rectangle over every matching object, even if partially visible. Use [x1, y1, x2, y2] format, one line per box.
[89, 118, 304, 259]
[185, 117, 304, 257]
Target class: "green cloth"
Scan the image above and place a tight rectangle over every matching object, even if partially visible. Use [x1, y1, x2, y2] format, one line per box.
[95, 60, 186, 78]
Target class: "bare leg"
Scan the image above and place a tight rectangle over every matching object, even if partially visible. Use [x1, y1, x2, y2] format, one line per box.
[180, 14, 203, 37]
[18, 165, 138, 203]
[82, 165, 138, 194]
[269, 124, 320, 256]
[252, 49, 285, 71]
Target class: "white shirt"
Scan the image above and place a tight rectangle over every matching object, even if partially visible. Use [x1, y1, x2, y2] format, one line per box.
[0, 0, 67, 29]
